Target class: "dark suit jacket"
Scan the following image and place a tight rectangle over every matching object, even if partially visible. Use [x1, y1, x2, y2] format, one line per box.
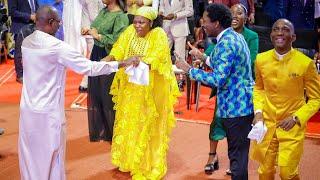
[8, 0, 39, 34]
[213, 0, 239, 7]
[285, 0, 315, 29]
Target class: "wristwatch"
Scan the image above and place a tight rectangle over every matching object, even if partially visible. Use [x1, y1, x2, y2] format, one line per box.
[173, 13, 177, 20]
[292, 115, 300, 125]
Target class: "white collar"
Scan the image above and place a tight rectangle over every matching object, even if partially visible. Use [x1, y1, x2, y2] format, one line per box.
[275, 48, 292, 61]
[216, 28, 229, 42]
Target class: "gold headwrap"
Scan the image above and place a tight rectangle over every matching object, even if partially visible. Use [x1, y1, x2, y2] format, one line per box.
[135, 6, 158, 21]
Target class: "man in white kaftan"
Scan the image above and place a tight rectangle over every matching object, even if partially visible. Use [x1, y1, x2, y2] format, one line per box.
[18, 6, 139, 180]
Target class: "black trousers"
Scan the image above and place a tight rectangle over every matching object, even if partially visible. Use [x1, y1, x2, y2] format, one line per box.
[87, 45, 115, 142]
[223, 114, 253, 180]
[14, 34, 23, 78]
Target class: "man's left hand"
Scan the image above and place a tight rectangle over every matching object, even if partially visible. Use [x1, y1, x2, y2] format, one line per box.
[164, 13, 175, 20]
[89, 28, 98, 38]
[126, 55, 142, 67]
[248, 13, 255, 24]
[277, 116, 296, 131]
[175, 60, 191, 73]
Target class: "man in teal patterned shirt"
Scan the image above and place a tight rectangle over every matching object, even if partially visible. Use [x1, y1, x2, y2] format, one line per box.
[176, 3, 253, 180]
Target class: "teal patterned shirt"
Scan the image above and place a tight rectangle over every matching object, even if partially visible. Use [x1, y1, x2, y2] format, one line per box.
[189, 28, 254, 118]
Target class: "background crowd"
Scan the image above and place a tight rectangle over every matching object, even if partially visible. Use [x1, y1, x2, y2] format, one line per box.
[0, 0, 318, 80]
[0, 0, 319, 180]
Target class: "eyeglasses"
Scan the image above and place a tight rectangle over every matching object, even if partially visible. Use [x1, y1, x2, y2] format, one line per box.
[49, 18, 62, 25]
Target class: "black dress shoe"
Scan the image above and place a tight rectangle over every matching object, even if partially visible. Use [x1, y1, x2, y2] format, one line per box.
[226, 168, 232, 176]
[204, 152, 219, 175]
[79, 86, 87, 93]
[16, 77, 23, 84]
[178, 80, 185, 92]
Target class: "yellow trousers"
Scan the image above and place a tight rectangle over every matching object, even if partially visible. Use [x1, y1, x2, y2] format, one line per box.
[258, 135, 300, 180]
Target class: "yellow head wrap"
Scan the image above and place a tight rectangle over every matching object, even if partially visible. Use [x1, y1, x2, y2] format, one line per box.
[135, 6, 158, 21]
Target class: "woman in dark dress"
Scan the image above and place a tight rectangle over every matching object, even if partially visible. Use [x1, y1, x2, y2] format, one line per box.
[82, 0, 129, 141]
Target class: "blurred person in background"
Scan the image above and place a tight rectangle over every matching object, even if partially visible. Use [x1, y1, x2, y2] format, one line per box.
[159, 0, 193, 62]
[8, 0, 39, 83]
[82, 0, 129, 142]
[78, 0, 104, 93]
[159, 0, 193, 91]
[52, 0, 63, 40]
[63, 0, 83, 53]
[285, 0, 315, 29]
[126, 0, 158, 23]
[239, 0, 254, 24]
[254, 0, 286, 27]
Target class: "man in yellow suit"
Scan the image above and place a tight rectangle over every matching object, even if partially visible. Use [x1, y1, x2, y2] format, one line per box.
[252, 18, 320, 180]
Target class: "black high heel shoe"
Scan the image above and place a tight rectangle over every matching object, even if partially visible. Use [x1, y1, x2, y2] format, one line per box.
[204, 152, 219, 175]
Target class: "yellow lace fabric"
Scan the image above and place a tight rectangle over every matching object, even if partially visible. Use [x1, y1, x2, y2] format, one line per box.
[109, 25, 180, 180]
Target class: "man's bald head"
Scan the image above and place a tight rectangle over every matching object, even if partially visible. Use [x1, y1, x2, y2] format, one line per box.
[36, 6, 61, 36]
[273, 19, 295, 34]
[36, 6, 59, 24]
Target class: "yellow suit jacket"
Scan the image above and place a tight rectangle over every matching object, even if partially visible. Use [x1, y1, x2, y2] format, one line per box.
[251, 49, 320, 166]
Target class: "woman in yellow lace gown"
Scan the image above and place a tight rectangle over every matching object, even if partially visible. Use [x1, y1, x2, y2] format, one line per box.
[108, 6, 180, 180]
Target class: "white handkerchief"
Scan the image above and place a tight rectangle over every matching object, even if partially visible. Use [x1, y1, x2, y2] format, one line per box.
[125, 62, 149, 85]
[247, 121, 267, 144]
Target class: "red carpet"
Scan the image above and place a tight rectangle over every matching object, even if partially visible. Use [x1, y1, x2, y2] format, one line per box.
[0, 60, 319, 136]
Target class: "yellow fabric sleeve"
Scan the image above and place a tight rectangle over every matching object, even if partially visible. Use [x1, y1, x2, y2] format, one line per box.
[109, 26, 131, 61]
[143, 0, 153, 6]
[294, 62, 320, 127]
[253, 55, 265, 111]
[143, 28, 174, 81]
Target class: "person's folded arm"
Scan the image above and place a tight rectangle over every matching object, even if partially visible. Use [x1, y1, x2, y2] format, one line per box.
[175, 0, 194, 20]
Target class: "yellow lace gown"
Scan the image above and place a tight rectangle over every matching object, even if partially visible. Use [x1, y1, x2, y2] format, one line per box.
[109, 25, 180, 180]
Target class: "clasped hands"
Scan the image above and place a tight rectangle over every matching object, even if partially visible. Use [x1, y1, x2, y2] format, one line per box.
[127, 0, 144, 6]
[159, 12, 176, 20]
[102, 55, 142, 68]
[253, 112, 298, 131]
[81, 27, 100, 40]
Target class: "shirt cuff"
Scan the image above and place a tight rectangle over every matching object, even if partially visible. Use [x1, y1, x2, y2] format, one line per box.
[106, 61, 119, 71]
[205, 56, 211, 66]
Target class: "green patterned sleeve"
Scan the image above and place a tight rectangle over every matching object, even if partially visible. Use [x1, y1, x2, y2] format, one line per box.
[248, 33, 259, 79]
